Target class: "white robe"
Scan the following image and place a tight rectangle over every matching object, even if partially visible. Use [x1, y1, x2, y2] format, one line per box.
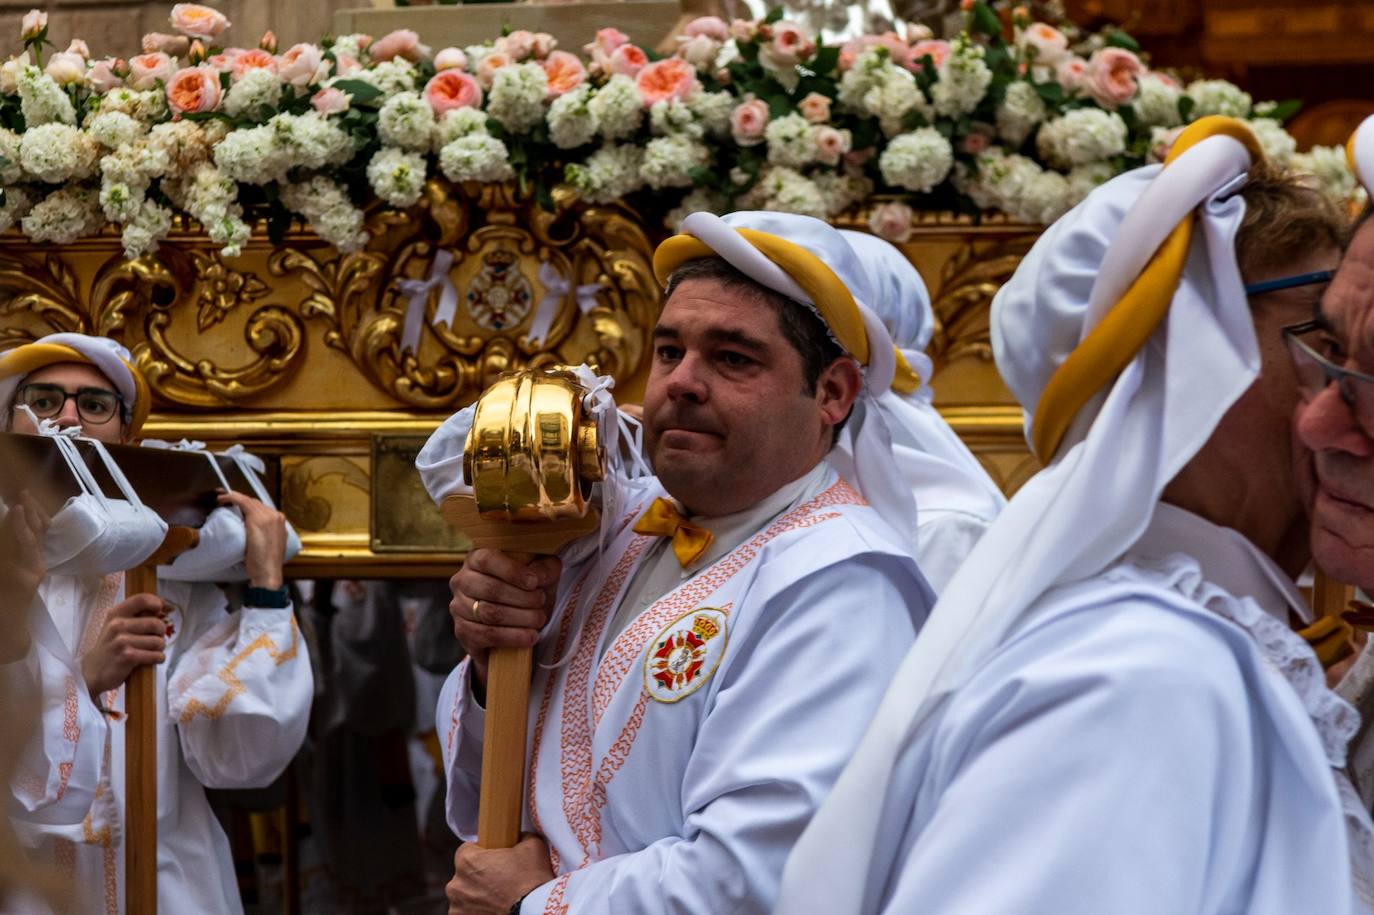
[15, 573, 312, 915]
[438, 468, 933, 914]
[809, 504, 1371, 915]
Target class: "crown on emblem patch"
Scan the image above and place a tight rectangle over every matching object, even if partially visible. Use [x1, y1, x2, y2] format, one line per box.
[691, 615, 720, 641]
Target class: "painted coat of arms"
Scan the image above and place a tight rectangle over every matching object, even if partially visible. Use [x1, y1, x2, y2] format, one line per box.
[465, 250, 534, 331]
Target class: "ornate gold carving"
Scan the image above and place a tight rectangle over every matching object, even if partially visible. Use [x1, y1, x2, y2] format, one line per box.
[191, 252, 269, 332]
[928, 236, 1037, 364]
[0, 249, 87, 346]
[281, 456, 370, 532]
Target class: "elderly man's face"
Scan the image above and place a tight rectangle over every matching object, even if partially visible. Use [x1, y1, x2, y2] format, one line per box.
[1295, 218, 1374, 588]
[9, 362, 126, 444]
[643, 278, 858, 516]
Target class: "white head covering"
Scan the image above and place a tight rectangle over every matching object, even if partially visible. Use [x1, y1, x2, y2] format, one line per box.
[839, 229, 1006, 522]
[0, 332, 148, 435]
[660, 210, 921, 548]
[1349, 115, 1374, 196]
[777, 122, 1268, 912]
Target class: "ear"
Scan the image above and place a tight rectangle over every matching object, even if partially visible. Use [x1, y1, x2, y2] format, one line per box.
[815, 356, 863, 431]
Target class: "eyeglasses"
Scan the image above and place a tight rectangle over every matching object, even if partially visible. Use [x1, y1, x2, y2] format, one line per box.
[1283, 321, 1374, 435]
[1245, 270, 1336, 296]
[14, 382, 124, 426]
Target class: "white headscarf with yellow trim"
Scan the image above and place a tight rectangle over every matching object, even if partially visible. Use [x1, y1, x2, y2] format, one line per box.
[1348, 115, 1374, 197]
[0, 332, 149, 436]
[776, 117, 1276, 912]
[654, 210, 925, 548]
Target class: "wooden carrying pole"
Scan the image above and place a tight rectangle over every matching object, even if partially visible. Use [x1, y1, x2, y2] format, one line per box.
[123, 526, 200, 915]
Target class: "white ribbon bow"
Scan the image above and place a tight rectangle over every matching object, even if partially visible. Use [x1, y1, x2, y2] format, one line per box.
[143, 438, 207, 452]
[527, 261, 602, 348]
[22, 407, 83, 439]
[398, 249, 459, 355]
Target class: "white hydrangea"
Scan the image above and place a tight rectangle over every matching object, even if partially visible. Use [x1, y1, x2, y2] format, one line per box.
[1291, 144, 1359, 206]
[175, 163, 251, 257]
[588, 74, 644, 141]
[1248, 117, 1296, 169]
[765, 113, 815, 168]
[100, 141, 170, 187]
[548, 85, 600, 149]
[814, 170, 874, 216]
[879, 127, 954, 193]
[955, 149, 1069, 223]
[931, 36, 992, 118]
[1133, 73, 1182, 128]
[995, 80, 1046, 147]
[366, 147, 427, 207]
[0, 185, 35, 233]
[148, 120, 218, 179]
[22, 185, 103, 244]
[1008, 167, 1070, 224]
[90, 88, 167, 124]
[650, 99, 700, 138]
[641, 134, 707, 189]
[88, 111, 145, 150]
[754, 166, 827, 220]
[355, 59, 418, 96]
[19, 123, 99, 183]
[438, 134, 516, 183]
[223, 68, 283, 120]
[0, 128, 22, 184]
[487, 63, 548, 133]
[1185, 79, 1251, 118]
[840, 49, 930, 135]
[688, 91, 733, 138]
[665, 187, 726, 231]
[99, 178, 143, 222]
[280, 176, 368, 253]
[120, 199, 173, 258]
[564, 143, 644, 203]
[1036, 109, 1128, 168]
[275, 112, 355, 171]
[332, 34, 370, 61]
[1065, 160, 1116, 207]
[433, 107, 491, 151]
[377, 91, 434, 152]
[17, 66, 75, 126]
[214, 124, 290, 185]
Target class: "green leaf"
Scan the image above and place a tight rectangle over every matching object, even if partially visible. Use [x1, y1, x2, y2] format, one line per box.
[1265, 99, 1303, 123]
[810, 45, 840, 76]
[972, 2, 1003, 38]
[764, 91, 793, 118]
[181, 110, 237, 125]
[535, 178, 555, 212]
[331, 78, 384, 105]
[688, 165, 719, 189]
[763, 6, 784, 24]
[1034, 81, 1065, 106]
[1105, 30, 1141, 52]
[1178, 95, 1195, 122]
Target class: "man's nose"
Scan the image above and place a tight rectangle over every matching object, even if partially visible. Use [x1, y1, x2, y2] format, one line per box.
[1296, 383, 1373, 458]
[54, 396, 82, 427]
[664, 353, 709, 403]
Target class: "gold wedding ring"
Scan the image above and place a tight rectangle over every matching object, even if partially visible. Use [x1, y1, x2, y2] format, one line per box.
[472, 598, 484, 624]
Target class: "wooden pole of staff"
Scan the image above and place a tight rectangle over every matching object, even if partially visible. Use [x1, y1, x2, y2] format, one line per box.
[123, 525, 200, 915]
[442, 496, 598, 849]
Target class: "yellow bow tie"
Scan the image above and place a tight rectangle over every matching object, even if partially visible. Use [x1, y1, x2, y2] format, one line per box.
[633, 498, 714, 568]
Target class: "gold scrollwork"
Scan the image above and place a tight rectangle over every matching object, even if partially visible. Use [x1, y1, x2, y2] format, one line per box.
[928, 236, 1037, 364]
[0, 249, 88, 347]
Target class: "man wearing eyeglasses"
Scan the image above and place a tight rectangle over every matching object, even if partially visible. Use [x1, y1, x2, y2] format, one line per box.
[0, 333, 312, 915]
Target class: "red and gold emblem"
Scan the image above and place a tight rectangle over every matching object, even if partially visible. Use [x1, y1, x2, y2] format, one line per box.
[643, 608, 728, 704]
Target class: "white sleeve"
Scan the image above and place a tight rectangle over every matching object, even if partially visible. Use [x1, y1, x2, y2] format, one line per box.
[520, 554, 922, 915]
[438, 657, 488, 840]
[913, 510, 989, 594]
[166, 584, 312, 789]
[877, 603, 1283, 914]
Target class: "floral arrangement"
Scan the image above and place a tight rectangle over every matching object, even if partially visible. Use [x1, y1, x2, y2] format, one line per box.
[0, 3, 1355, 258]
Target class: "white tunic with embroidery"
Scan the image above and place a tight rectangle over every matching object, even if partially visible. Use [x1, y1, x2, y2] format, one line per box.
[823, 504, 1374, 915]
[438, 467, 933, 914]
[15, 574, 312, 915]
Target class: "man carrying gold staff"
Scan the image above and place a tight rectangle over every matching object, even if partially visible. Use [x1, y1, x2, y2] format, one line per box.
[777, 116, 1371, 913]
[417, 212, 937, 914]
[1, 332, 312, 914]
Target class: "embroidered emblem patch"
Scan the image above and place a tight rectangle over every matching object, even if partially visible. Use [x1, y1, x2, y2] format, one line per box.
[643, 607, 728, 704]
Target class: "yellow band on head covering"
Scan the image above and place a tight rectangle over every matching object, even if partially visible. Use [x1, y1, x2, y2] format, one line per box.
[0, 341, 151, 436]
[1029, 116, 1264, 463]
[654, 226, 923, 393]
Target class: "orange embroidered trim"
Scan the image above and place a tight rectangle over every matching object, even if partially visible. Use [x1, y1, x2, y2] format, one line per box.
[102, 842, 118, 915]
[176, 616, 300, 723]
[54, 837, 75, 877]
[559, 479, 864, 866]
[55, 676, 80, 802]
[544, 873, 572, 915]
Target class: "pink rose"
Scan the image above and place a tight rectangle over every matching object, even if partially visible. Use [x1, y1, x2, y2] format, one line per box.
[206, 50, 238, 72]
[1055, 56, 1088, 93]
[531, 33, 558, 59]
[476, 51, 512, 89]
[87, 58, 125, 92]
[169, 4, 230, 41]
[498, 30, 537, 61]
[231, 48, 277, 81]
[311, 86, 349, 115]
[65, 39, 90, 60]
[20, 9, 46, 41]
[1019, 23, 1069, 66]
[610, 44, 649, 78]
[128, 52, 176, 90]
[814, 126, 851, 166]
[434, 47, 468, 71]
[762, 21, 816, 68]
[277, 43, 323, 87]
[684, 16, 729, 42]
[798, 91, 831, 124]
[729, 19, 758, 43]
[635, 57, 699, 107]
[730, 96, 769, 146]
[838, 36, 876, 72]
[166, 64, 221, 114]
[370, 29, 422, 63]
[542, 50, 586, 98]
[868, 201, 914, 244]
[142, 32, 189, 57]
[961, 132, 991, 154]
[877, 32, 914, 71]
[1150, 125, 1185, 162]
[45, 51, 86, 86]
[334, 53, 361, 76]
[1084, 47, 1143, 108]
[424, 69, 482, 113]
[259, 31, 278, 53]
[911, 39, 951, 70]
[187, 39, 207, 64]
[587, 27, 630, 55]
[677, 34, 721, 71]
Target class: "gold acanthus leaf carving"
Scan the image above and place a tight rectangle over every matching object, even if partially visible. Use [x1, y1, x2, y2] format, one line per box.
[928, 237, 1036, 365]
[191, 252, 269, 332]
[267, 247, 385, 351]
[0, 250, 88, 346]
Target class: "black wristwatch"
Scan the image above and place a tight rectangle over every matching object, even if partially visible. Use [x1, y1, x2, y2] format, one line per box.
[244, 584, 291, 608]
